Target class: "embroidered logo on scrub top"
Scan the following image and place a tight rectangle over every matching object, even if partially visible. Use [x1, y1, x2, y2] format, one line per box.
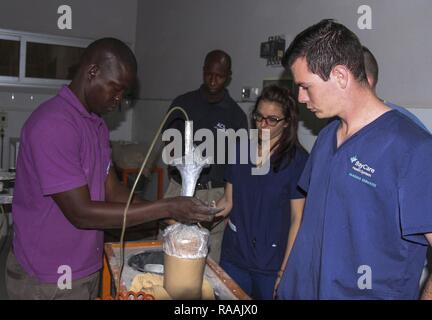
[348, 155, 377, 188]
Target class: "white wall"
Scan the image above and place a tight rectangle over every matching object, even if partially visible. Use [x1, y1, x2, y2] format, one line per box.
[0, 91, 51, 170]
[133, 0, 432, 150]
[0, 90, 132, 170]
[0, 0, 138, 44]
[0, 0, 139, 169]
[134, 0, 432, 106]
[2, 0, 432, 167]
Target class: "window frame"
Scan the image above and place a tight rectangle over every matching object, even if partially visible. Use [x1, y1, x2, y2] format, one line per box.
[0, 34, 20, 82]
[0, 28, 93, 88]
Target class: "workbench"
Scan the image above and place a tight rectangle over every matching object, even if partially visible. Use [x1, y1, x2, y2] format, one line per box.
[102, 240, 250, 300]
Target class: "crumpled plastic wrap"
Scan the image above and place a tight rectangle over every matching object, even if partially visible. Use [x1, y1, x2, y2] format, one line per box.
[162, 223, 209, 259]
[173, 159, 208, 197]
[169, 121, 212, 197]
[170, 146, 212, 197]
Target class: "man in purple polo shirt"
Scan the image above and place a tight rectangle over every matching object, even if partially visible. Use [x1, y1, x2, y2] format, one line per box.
[6, 38, 217, 300]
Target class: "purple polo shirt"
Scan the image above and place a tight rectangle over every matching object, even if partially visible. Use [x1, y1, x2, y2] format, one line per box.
[12, 86, 110, 283]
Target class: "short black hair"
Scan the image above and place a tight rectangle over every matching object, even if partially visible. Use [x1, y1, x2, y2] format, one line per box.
[204, 50, 232, 73]
[80, 37, 137, 73]
[362, 46, 379, 88]
[282, 19, 367, 84]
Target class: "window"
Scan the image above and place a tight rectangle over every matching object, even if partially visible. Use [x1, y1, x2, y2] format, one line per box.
[0, 28, 92, 88]
[26, 42, 84, 80]
[0, 38, 20, 77]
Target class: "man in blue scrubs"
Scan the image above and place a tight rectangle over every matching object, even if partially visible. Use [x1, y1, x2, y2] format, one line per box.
[277, 19, 432, 299]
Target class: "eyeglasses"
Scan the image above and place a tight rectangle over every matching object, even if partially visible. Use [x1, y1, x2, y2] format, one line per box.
[253, 112, 286, 127]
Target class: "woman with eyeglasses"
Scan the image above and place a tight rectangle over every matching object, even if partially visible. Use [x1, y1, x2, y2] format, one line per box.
[216, 85, 309, 299]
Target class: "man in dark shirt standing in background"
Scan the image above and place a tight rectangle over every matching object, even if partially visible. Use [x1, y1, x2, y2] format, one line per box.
[163, 50, 248, 263]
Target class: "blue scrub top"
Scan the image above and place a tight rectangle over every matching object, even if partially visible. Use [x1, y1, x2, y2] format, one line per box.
[385, 101, 430, 133]
[278, 110, 432, 300]
[221, 144, 308, 274]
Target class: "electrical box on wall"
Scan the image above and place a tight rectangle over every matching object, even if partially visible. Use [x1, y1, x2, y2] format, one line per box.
[260, 35, 286, 66]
